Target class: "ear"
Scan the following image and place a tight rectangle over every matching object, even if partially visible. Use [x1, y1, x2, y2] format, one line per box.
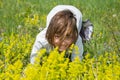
[80, 19, 94, 43]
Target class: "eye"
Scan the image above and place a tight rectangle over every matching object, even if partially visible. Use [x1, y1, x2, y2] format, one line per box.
[66, 35, 72, 39]
[54, 34, 60, 39]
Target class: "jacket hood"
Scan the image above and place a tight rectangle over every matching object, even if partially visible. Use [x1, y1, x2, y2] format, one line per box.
[46, 5, 82, 33]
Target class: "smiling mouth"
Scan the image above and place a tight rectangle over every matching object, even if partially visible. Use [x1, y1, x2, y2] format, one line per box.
[59, 46, 68, 51]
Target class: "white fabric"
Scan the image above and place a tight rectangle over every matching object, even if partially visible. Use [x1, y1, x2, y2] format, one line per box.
[46, 5, 82, 32]
[30, 5, 83, 64]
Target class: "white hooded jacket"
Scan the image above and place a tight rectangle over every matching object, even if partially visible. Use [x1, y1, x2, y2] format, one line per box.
[30, 5, 83, 64]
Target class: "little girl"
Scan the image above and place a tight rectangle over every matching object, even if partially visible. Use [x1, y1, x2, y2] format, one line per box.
[30, 5, 91, 64]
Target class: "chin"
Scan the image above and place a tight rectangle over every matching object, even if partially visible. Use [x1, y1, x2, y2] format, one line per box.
[58, 48, 67, 52]
[58, 49, 64, 52]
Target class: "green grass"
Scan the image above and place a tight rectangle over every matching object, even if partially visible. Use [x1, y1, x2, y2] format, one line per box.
[0, 1, 120, 79]
[0, 0, 120, 56]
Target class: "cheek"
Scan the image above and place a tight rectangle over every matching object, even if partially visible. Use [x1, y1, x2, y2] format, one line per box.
[67, 40, 73, 46]
[53, 38, 60, 46]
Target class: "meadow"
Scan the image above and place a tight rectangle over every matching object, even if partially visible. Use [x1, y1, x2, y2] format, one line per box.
[0, 0, 120, 80]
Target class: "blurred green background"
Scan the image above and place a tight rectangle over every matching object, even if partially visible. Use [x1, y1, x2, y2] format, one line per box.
[0, 0, 120, 56]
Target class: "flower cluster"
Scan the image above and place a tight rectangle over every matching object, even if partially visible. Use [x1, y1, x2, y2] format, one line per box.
[0, 34, 120, 80]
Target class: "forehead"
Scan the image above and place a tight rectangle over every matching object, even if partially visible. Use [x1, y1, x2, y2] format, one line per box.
[56, 24, 72, 31]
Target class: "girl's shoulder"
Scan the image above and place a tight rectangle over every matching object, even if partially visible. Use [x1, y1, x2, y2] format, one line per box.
[36, 28, 48, 47]
[37, 28, 47, 38]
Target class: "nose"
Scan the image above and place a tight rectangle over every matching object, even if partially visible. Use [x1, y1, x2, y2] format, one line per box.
[61, 40, 66, 45]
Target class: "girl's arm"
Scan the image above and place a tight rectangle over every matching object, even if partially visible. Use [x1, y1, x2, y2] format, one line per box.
[71, 36, 84, 61]
[30, 28, 48, 64]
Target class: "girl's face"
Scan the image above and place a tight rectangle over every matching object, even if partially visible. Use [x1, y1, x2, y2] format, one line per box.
[46, 10, 78, 51]
[53, 33, 74, 52]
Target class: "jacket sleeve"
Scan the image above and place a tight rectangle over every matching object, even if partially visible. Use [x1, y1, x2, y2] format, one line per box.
[71, 35, 84, 61]
[30, 28, 48, 64]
